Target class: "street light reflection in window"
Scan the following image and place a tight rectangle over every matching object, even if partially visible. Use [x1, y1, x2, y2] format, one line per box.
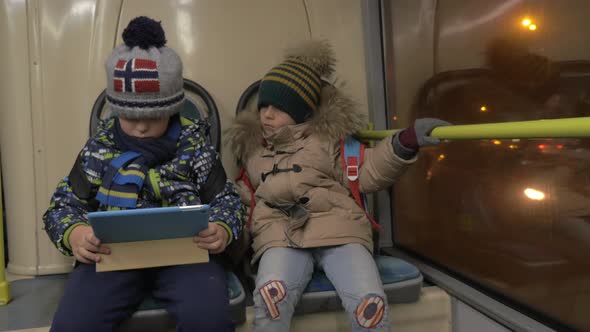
[524, 188, 546, 201]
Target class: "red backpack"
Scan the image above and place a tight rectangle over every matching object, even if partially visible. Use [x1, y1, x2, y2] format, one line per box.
[340, 135, 381, 231]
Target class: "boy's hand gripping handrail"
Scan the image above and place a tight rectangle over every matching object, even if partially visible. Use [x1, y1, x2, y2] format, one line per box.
[356, 117, 590, 141]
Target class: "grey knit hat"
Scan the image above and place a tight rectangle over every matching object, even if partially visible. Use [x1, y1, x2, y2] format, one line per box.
[105, 16, 185, 119]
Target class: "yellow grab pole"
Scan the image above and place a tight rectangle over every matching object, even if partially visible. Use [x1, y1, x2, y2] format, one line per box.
[356, 117, 590, 141]
[0, 168, 10, 305]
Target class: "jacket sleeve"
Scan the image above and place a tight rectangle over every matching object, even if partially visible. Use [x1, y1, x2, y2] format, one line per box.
[42, 140, 104, 256]
[192, 142, 245, 244]
[334, 135, 417, 194]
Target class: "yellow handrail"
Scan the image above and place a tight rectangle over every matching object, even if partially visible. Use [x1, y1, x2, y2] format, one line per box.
[0, 168, 10, 305]
[356, 117, 590, 141]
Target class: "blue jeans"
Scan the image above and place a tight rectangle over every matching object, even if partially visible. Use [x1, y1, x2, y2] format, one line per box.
[253, 244, 389, 332]
[50, 262, 233, 332]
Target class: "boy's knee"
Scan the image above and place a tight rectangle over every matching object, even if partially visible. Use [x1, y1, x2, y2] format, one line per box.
[51, 314, 106, 332]
[352, 293, 387, 330]
[256, 280, 289, 320]
[176, 308, 233, 331]
[173, 289, 233, 331]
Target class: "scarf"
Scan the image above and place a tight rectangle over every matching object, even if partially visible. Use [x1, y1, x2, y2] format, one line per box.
[96, 115, 181, 208]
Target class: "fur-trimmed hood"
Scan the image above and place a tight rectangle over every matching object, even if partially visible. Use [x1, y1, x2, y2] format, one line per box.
[225, 84, 367, 161]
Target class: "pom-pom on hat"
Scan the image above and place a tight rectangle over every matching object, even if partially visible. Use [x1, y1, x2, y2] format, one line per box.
[105, 16, 185, 119]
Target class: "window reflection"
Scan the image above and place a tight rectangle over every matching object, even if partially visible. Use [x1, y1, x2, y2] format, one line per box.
[389, 3, 590, 329]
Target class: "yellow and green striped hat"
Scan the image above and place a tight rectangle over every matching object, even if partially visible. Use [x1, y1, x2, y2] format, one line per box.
[258, 40, 335, 124]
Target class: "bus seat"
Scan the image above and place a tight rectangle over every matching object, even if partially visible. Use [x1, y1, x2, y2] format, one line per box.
[295, 256, 422, 314]
[235, 81, 423, 314]
[89, 79, 246, 329]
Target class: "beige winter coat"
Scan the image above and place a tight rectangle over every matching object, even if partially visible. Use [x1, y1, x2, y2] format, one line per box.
[226, 85, 416, 262]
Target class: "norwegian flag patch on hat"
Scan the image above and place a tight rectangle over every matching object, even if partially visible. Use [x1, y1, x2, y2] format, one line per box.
[114, 58, 160, 93]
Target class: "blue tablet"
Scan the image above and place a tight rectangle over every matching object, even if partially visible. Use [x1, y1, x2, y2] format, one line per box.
[88, 205, 210, 244]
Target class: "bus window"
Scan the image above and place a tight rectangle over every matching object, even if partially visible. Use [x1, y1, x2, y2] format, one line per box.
[384, 1, 590, 331]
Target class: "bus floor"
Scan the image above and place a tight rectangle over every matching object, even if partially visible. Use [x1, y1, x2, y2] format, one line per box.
[3, 273, 450, 332]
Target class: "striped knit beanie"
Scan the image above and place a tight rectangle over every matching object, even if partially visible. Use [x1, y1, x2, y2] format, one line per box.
[105, 16, 185, 119]
[258, 40, 335, 124]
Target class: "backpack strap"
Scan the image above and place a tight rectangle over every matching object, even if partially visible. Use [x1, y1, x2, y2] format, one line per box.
[236, 167, 256, 228]
[340, 135, 381, 231]
[235, 137, 267, 229]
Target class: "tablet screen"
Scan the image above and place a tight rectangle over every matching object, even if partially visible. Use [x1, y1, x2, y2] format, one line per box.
[88, 205, 210, 243]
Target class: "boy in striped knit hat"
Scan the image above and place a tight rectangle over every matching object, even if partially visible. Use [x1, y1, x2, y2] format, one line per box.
[226, 40, 449, 331]
[43, 17, 242, 331]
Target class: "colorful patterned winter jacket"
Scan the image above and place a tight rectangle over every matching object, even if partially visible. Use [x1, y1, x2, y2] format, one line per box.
[43, 116, 244, 256]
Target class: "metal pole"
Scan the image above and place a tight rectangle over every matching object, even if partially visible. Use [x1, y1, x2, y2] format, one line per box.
[0, 167, 10, 305]
[356, 117, 590, 140]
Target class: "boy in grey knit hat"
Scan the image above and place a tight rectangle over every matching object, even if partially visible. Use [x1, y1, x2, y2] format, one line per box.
[44, 17, 243, 331]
